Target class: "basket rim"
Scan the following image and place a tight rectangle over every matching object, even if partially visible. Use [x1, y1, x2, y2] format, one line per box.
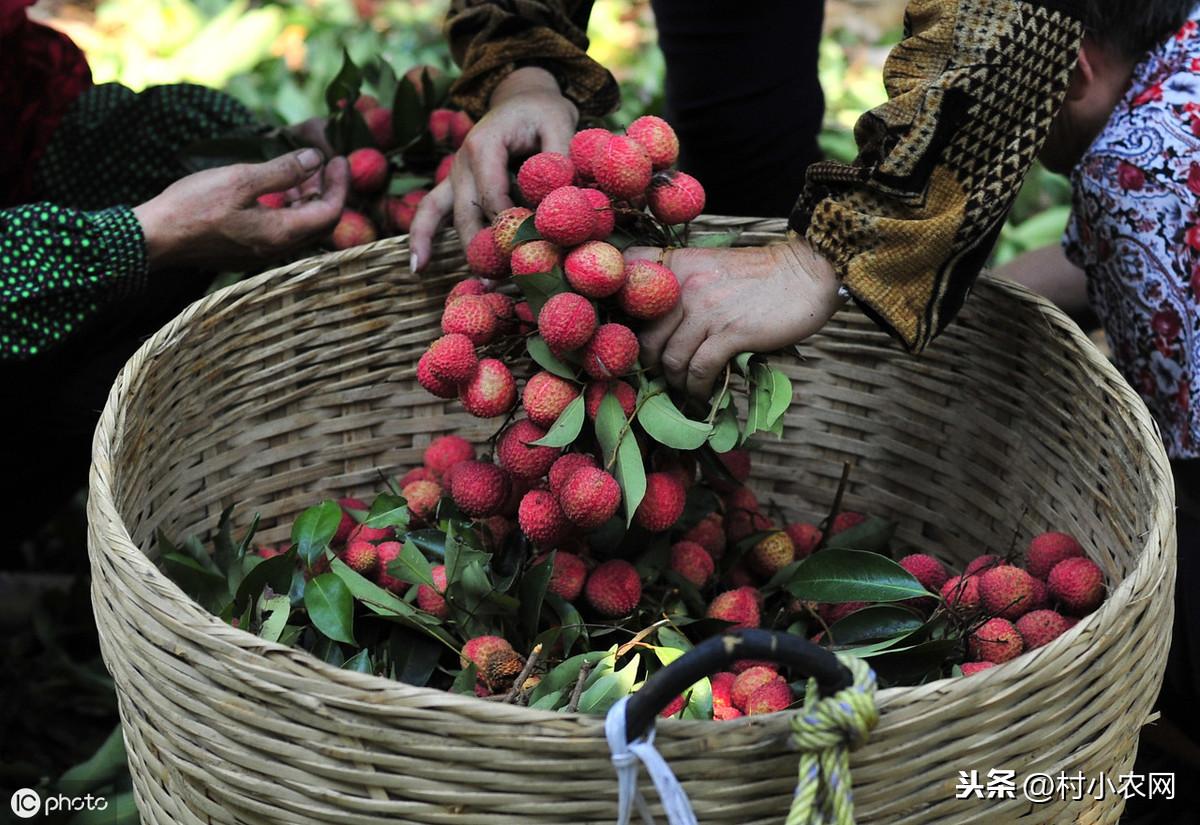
[87, 219, 1177, 730]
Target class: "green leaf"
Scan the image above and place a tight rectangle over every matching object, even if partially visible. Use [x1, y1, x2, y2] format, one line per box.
[520, 553, 555, 639]
[407, 528, 448, 559]
[527, 650, 611, 706]
[444, 522, 490, 588]
[824, 516, 896, 554]
[707, 408, 740, 453]
[364, 493, 410, 531]
[391, 75, 425, 148]
[342, 649, 373, 673]
[387, 539, 436, 588]
[511, 215, 542, 245]
[860, 638, 961, 684]
[527, 335, 578, 380]
[577, 652, 640, 714]
[732, 352, 756, 377]
[325, 48, 363, 111]
[532, 395, 585, 447]
[786, 549, 927, 603]
[388, 173, 433, 196]
[386, 628, 443, 686]
[765, 368, 793, 429]
[595, 394, 645, 526]
[304, 573, 356, 645]
[161, 553, 229, 611]
[292, 501, 342, 566]
[258, 594, 291, 643]
[529, 690, 565, 709]
[687, 230, 740, 248]
[513, 267, 567, 318]
[681, 677, 713, 720]
[742, 361, 775, 444]
[57, 724, 126, 794]
[213, 505, 237, 572]
[233, 548, 297, 613]
[656, 625, 692, 653]
[826, 605, 924, 646]
[637, 392, 712, 450]
[545, 593, 588, 656]
[450, 664, 478, 695]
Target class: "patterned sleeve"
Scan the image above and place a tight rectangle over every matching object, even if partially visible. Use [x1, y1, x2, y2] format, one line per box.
[1, 203, 147, 361]
[444, 0, 619, 119]
[790, 0, 1085, 353]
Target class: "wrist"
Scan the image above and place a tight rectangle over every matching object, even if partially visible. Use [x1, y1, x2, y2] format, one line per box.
[490, 67, 576, 127]
[781, 237, 843, 309]
[132, 198, 176, 271]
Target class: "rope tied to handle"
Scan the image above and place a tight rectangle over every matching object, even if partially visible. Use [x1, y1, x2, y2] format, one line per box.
[604, 695, 698, 825]
[785, 655, 878, 825]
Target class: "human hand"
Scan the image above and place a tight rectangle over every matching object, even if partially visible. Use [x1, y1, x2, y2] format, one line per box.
[627, 239, 845, 398]
[133, 148, 349, 271]
[410, 67, 578, 272]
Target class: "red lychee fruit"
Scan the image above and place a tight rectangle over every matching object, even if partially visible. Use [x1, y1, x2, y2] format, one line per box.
[581, 187, 615, 239]
[442, 294, 498, 346]
[423, 435, 474, 480]
[968, 617, 1024, 664]
[435, 154, 454, 184]
[517, 152, 576, 206]
[538, 291, 597, 353]
[1015, 609, 1071, 650]
[364, 106, 394, 150]
[1047, 557, 1105, 615]
[1026, 532, 1085, 580]
[492, 206, 534, 256]
[618, 260, 681, 320]
[635, 472, 687, 532]
[459, 358, 517, 418]
[1028, 576, 1049, 611]
[549, 452, 598, 497]
[670, 541, 715, 587]
[899, 553, 950, 593]
[564, 241, 626, 298]
[514, 300, 536, 334]
[725, 486, 760, 514]
[428, 108, 455, 144]
[941, 575, 982, 612]
[583, 323, 640, 379]
[594, 135, 653, 200]
[706, 586, 761, 630]
[416, 565, 449, 618]
[374, 541, 408, 593]
[350, 94, 378, 112]
[786, 523, 822, 559]
[535, 185, 596, 246]
[978, 564, 1038, 620]
[522, 371, 580, 428]
[584, 559, 642, 617]
[626, 115, 680, 170]
[647, 170, 705, 225]
[461, 635, 514, 671]
[446, 278, 489, 305]
[560, 466, 622, 529]
[830, 511, 867, 535]
[402, 479, 442, 524]
[418, 352, 458, 398]
[386, 189, 426, 233]
[398, 467, 431, 487]
[746, 680, 792, 716]
[497, 419, 561, 480]
[342, 539, 379, 576]
[749, 531, 795, 577]
[450, 460, 511, 517]
[334, 496, 368, 545]
[510, 240, 562, 275]
[964, 554, 1003, 576]
[331, 209, 378, 250]
[961, 661, 996, 677]
[569, 128, 613, 179]
[482, 291, 515, 325]
[585, 379, 637, 420]
[725, 509, 773, 544]
[659, 695, 685, 718]
[711, 671, 737, 712]
[730, 666, 783, 712]
[404, 64, 442, 95]
[348, 147, 388, 194]
[425, 334, 478, 383]
[347, 522, 392, 544]
[518, 488, 571, 546]
[257, 191, 287, 209]
[540, 550, 588, 601]
[683, 514, 727, 560]
[820, 601, 867, 626]
[713, 449, 751, 489]
[466, 227, 509, 278]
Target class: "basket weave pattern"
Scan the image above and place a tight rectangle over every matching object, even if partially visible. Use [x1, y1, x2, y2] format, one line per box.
[88, 217, 1175, 824]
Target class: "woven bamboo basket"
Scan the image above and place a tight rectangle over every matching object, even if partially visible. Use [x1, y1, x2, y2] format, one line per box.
[88, 216, 1175, 825]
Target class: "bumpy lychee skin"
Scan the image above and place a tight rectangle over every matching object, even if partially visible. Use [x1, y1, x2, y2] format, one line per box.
[899, 553, 950, 593]
[541, 551, 588, 601]
[450, 460, 511, 517]
[581, 188, 615, 239]
[365, 106, 394, 150]
[670, 540, 715, 587]
[626, 115, 680, 170]
[331, 209, 378, 250]
[334, 496, 368, 545]
[386, 189, 426, 233]
[594, 135, 653, 199]
[466, 227, 510, 278]
[1027, 532, 1085, 580]
[492, 206, 534, 255]
[718, 449, 752, 487]
[1028, 577, 1048, 612]
[711, 671, 737, 713]
[706, 586, 761, 630]
[940, 575, 982, 612]
[442, 294, 498, 346]
[510, 240, 562, 275]
[969, 617, 1024, 664]
[961, 661, 996, 677]
[786, 523, 822, 559]
[482, 292, 515, 326]
[460, 635, 515, 670]
[1015, 609, 1072, 649]
[417, 352, 459, 398]
[343, 540, 379, 576]
[402, 479, 442, 523]
[583, 323, 640, 379]
[730, 666, 783, 712]
[569, 128, 613, 179]
[416, 565, 449, 618]
[560, 466, 622, 529]
[749, 531, 795, 577]
[683, 514, 727, 560]
[517, 152, 576, 205]
[1047, 557, 1105, 615]
[374, 541, 408, 593]
[830, 511, 867, 535]
[538, 291, 598, 353]
[522, 371, 580, 428]
[497, 419, 561, 480]
[746, 680, 792, 716]
[424, 434, 475, 479]
[725, 486, 759, 514]
[549, 452, 598, 497]
[964, 554, 1003, 576]
[459, 358, 517, 418]
[425, 334, 478, 383]
[585, 379, 637, 419]
[647, 170, 706, 224]
[534, 186, 596, 246]
[564, 241, 626, 297]
[398, 467, 431, 487]
[585, 559, 642, 617]
[514, 301, 536, 334]
[978, 564, 1038, 620]
[518, 489, 571, 546]
[636, 472, 687, 532]
[348, 147, 388, 194]
[618, 260, 681, 320]
[659, 695, 685, 719]
[446, 278, 489, 306]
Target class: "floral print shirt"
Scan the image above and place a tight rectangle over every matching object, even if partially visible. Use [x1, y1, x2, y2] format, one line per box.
[1065, 7, 1200, 459]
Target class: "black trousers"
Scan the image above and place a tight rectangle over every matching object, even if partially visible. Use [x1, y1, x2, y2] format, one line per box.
[650, 0, 825, 218]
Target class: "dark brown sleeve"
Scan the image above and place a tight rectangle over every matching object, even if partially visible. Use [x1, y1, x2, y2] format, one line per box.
[790, 0, 1085, 352]
[445, 0, 619, 119]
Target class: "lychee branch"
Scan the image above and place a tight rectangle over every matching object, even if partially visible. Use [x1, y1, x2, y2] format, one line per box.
[503, 642, 543, 703]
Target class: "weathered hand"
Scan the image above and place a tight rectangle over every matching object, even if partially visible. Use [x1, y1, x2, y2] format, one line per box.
[626, 239, 844, 398]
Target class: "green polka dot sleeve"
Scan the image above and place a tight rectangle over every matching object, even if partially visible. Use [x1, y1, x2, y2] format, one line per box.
[1, 203, 147, 361]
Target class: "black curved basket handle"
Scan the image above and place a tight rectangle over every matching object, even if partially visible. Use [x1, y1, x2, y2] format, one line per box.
[624, 629, 853, 743]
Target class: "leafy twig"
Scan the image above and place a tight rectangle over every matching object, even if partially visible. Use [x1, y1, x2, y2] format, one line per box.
[504, 643, 543, 703]
[566, 661, 594, 712]
[812, 462, 853, 555]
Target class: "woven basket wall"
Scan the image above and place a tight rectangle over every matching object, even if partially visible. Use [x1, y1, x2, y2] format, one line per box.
[87, 217, 1175, 824]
